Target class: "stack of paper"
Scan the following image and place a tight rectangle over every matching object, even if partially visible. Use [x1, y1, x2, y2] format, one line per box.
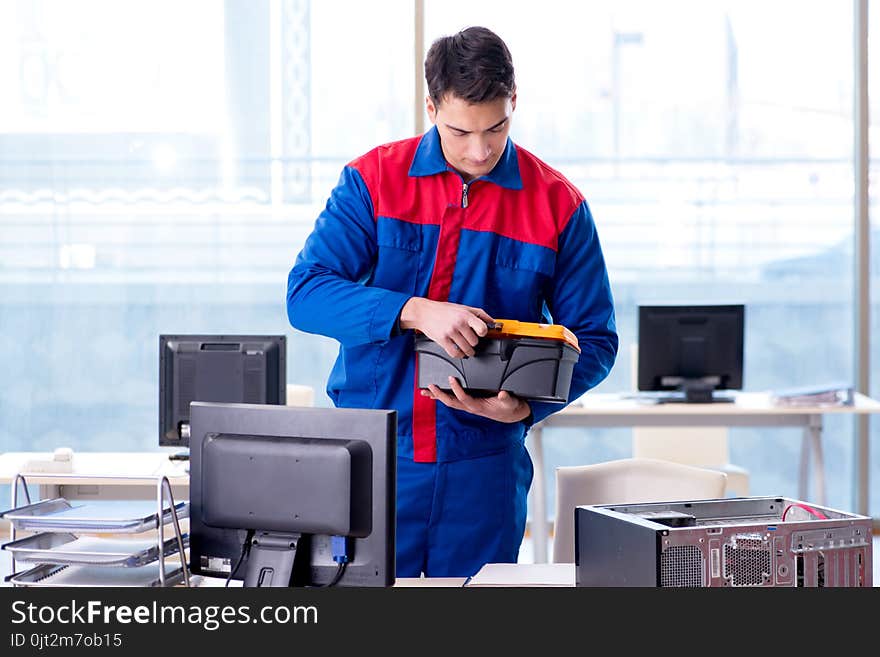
[771, 383, 854, 407]
[465, 562, 574, 587]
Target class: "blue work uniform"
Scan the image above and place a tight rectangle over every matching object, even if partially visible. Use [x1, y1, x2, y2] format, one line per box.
[287, 127, 617, 576]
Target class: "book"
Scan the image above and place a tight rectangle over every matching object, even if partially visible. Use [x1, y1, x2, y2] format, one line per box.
[770, 383, 854, 407]
[465, 562, 574, 587]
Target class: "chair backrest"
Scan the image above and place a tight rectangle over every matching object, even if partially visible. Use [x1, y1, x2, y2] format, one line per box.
[632, 426, 731, 465]
[285, 384, 315, 407]
[552, 457, 727, 563]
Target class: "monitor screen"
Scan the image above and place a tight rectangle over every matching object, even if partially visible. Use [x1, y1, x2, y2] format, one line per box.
[188, 402, 396, 587]
[637, 304, 745, 403]
[158, 335, 286, 448]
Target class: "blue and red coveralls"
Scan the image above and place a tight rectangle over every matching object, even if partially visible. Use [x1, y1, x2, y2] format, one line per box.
[287, 126, 618, 577]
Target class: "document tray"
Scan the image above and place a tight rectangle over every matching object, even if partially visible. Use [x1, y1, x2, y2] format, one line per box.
[6, 561, 186, 587]
[1, 499, 189, 534]
[3, 532, 189, 567]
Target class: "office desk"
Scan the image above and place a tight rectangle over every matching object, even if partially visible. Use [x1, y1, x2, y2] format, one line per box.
[193, 575, 469, 587]
[526, 392, 880, 564]
[209, 565, 565, 588]
[0, 452, 189, 506]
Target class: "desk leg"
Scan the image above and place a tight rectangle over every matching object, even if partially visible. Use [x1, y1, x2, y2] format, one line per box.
[798, 416, 826, 505]
[526, 427, 548, 564]
[798, 427, 810, 501]
[808, 414, 826, 506]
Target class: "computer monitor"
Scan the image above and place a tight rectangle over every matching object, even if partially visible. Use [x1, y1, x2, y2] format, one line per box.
[158, 335, 286, 450]
[188, 402, 396, 587]
[637, 304, 745, 403]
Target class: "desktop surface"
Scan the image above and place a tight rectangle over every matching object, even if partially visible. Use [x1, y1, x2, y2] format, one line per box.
[570, 391, 880, 414]
[626, 390, 738, 404]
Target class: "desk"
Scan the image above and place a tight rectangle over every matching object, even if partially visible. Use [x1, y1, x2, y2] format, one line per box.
[526, 392, 880, 564]
[0, 452, 189, 506]
[193, 575, 469, 587]
[188, 557, 568, 587]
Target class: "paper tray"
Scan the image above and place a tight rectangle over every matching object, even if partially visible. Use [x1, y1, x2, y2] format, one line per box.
[1, 499, 189, 533]
[7, 562, 185, 587]
[3, 532, 189, 567]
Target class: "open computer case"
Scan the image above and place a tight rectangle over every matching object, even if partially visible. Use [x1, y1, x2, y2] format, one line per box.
[575, 497, 872, 587]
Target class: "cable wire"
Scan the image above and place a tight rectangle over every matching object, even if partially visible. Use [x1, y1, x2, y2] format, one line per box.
[325, 562, 348, 587]
[781, 502, 828, 521]
[225, 529, 256, 587]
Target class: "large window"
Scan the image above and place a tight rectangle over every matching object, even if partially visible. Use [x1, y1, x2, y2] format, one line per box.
[1, 1, 874, 521]
[868, 0, 880, 522]
[0, 0, 414, 452]
[428, 1, 857, 513]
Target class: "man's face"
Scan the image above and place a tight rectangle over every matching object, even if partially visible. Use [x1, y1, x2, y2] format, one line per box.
[426, 93, 516, 182]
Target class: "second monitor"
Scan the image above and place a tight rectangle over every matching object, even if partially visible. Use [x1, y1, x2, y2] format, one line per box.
[637, 304, 745, 403]
[159, 335, 286, 452]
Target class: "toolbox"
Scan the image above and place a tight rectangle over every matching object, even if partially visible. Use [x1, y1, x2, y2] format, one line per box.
[415, 319, 580, 403]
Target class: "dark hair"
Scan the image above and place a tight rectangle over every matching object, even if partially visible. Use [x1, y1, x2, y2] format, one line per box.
[424, 26, 515, 105]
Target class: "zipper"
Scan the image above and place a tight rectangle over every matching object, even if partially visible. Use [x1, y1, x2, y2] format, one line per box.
[461, 183, 469, 209]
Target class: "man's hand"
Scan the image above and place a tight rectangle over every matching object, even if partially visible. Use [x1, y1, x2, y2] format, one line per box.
[421, 376, 532, 424]
[400, 297, 494, 358]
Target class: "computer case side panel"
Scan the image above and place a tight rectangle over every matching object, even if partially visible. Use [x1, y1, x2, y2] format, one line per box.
[575, 505, 662, 586]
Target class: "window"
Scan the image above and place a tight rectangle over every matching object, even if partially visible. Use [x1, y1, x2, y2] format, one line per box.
[427, 1, 857, 513]
[868, 0, 879, 520]
[2, 1, 873, 521]
[0, 0, 413, 452]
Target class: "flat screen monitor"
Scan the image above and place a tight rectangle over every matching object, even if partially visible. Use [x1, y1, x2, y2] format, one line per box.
[637, 304, 745, 403]
[159, 335, 286, 449]
[188, 402, 396, 587]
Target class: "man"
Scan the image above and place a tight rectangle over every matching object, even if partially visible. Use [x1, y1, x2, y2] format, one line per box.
[287, 26, 617, 577]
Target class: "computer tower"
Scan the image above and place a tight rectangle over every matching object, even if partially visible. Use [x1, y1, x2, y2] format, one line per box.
[575, 497, 872, 587]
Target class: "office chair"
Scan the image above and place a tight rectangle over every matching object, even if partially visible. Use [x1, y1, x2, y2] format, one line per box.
[631, 427, 749, 496]
[629, 344, 750, 496]
[286, 384, 315, 407]
[551, 457, 727, 564]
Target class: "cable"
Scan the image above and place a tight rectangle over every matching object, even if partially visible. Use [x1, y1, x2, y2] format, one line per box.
[321, 535, 351, 587]
[325, 562, 348, 587]
[781, 502, 828, 521]
[225, 529, 256, 587]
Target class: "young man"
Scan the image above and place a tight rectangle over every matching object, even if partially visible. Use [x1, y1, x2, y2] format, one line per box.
[287, 26, 617, 577]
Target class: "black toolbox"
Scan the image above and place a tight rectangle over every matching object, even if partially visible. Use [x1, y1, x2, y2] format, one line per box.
[414, 319, 580, 403]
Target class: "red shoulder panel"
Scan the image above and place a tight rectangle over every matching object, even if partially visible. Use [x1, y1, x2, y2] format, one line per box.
[462, 146, 584, 250]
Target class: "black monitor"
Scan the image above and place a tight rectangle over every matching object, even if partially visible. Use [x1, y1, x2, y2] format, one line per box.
[188, 402, 396, 587]
[637, 304, 745, 403]
[159, 335, 286, 450]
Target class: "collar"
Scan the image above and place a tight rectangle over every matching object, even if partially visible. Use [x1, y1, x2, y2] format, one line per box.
[408, 126, 523, 190]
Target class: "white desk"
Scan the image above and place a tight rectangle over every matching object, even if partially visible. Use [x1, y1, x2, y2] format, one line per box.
[0, 452, 189, 506]
[526, 392, 880, 564]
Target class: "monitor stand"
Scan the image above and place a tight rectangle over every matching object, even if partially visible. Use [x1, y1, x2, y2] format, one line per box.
[244, 532, 303, 587]
[168, 423, 191, 460]
[652, 380, 735, 404]
[680, 380, 715, 403]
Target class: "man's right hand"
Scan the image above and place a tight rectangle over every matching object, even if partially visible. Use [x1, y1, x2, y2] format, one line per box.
[399, 297, 494, 358]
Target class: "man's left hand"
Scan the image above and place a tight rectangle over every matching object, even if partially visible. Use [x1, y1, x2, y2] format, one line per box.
[422, 376, 531, 423]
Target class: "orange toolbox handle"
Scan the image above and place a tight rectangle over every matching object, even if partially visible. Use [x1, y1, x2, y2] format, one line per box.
[486, 320, 580, 353]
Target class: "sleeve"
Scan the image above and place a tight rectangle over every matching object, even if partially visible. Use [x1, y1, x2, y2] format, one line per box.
[286, 165, 412, 348]
[526, 199, 618, 426]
